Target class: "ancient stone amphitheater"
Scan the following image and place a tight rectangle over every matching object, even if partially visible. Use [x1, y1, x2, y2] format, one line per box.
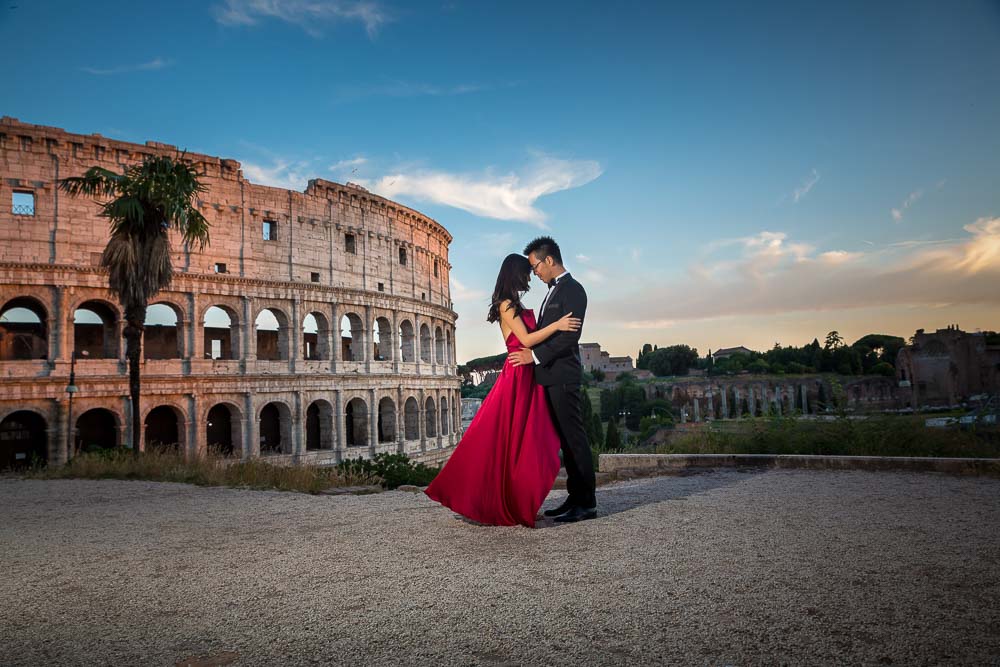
[0, 117, 461, 469]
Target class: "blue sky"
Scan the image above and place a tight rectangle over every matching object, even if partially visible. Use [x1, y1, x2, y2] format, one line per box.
[3, 1, 999, 361]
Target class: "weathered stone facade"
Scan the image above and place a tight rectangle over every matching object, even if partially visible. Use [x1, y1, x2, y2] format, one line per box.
[580, 342, 649, 380]
[647, 375, 903, 422]
[896, 326, 1000, 408]
[0, 117, 461, 468]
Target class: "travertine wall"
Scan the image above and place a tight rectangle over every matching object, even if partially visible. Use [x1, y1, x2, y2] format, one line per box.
[0, 117, 462, 467]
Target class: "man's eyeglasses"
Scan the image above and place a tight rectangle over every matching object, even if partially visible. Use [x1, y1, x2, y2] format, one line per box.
[530, 259, 545, 272]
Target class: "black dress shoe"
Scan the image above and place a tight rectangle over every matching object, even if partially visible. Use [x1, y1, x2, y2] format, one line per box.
[553, 506, 597, 523]
[543, 499, 575, 518]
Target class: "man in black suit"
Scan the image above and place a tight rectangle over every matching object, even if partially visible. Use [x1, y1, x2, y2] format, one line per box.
[508, 236, 596, 522]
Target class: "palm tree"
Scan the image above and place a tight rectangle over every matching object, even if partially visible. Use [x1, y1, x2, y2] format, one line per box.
[60, 156, 210, 455]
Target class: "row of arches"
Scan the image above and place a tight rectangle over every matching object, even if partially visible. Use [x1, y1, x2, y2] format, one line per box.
[0, 394, 459, 469]
[0, 296, 455, 365]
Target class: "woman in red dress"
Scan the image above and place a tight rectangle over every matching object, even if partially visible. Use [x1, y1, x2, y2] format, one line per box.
[424, 254, 580, 527]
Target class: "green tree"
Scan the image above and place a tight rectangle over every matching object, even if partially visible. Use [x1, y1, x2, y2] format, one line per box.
[60, 157, 210, 455]
[824, 330, 844, 350]
[870, 361, 896, 377]
[604, 417, 622, 450]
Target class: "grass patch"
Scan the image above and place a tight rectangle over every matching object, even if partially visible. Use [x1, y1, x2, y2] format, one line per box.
[655, 416, 1000, 458]
[24, 447, 380, 494]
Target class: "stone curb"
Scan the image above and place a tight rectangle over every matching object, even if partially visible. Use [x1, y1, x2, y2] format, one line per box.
[318, 484, 383, 495]
[598, 453, 1000, 478]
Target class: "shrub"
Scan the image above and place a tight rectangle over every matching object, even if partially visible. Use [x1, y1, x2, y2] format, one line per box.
[337, 452, 439, 489]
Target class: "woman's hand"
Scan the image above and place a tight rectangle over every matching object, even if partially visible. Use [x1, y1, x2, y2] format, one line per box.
[555, 311, 582, 332]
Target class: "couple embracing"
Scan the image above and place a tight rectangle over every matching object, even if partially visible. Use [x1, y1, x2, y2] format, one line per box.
[425, 236, 597, 527]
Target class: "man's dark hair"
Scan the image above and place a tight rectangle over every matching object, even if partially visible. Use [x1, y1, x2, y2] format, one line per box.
[523, 236, 563, 265]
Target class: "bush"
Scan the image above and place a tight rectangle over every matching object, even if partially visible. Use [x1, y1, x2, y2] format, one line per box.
[657, 415, 1000, 458]
[871, 362, 895, 377]
[337, 452, 440, 489]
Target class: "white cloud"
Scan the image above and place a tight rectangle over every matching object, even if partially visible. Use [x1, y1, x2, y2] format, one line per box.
[81, 57, 172, 76]
[450, 276, 488, 303]
[329, 156, 367, 173]
[891, 188, 925, 222]
[241, 158, 317, 191]
[580, 269, 607, 285]
[482, 232, 515, 249]
[792, 168, 820, 203]
[357, 154, 603, 225]
[606, 217, 1000, 327]
[213, 0, 388, 37]
[575, 254, 591, 263]
[332, 80, 509, 104]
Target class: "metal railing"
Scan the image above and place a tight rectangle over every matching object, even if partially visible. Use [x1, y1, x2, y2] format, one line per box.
[11, 204, 35, 215]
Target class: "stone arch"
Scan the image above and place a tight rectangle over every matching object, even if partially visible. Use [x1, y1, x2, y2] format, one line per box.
[258, 401, 293, 455]
[0, 296, 48, 361]
[344, 396, 368, 447]
[143, 403, 186, 452]
[302, 311, 330, 361]
[0, 409, 48, 468]
[399, 319, 415, 363]
[73, 299, 120, 359]
[206, 401, 243, 457]
[75, 407, 120, 453]
[440, 396, 449, 436]
[373, 316, 393, 361]
[404, 396, 419, 440]
[377, 396, 396, 443]
[434, 325, 445, 364]
[420, 323, 432, 363]
[203, 304, 241, 360]
[144, 302, 184, 360]
[306, 399, 334, 450]
[340, 312, 365, 362]
[446, 328, 453, 365]
[255, 307, 290, 361]
[425, 395, 437, 438]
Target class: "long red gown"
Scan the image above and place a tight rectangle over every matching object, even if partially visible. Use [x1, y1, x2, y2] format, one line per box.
[424, 309, 562, 527]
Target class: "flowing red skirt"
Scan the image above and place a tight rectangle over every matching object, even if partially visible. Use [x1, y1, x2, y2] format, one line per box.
[425, 314, 561, 527]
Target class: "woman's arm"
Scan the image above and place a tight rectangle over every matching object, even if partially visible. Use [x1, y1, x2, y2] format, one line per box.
[499, 300, 580, 348]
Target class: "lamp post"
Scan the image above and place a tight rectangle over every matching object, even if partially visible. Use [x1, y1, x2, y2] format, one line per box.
[618, 409, 631, 447]
[65, 349, 88, 459]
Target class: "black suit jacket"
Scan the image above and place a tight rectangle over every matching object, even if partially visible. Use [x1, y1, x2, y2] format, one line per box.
[534, 273, 587, 387]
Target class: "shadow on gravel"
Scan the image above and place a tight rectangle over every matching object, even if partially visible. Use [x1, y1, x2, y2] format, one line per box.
[536, 469, 767, 528]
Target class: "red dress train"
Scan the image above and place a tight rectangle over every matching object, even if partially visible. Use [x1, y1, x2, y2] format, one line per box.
[424, 309, 561, 527]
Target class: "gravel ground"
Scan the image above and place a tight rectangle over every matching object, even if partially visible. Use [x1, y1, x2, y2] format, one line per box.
[1, 470, 998, 666]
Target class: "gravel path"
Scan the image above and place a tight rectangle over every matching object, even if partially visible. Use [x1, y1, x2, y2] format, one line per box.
[1, 470, 998, 666]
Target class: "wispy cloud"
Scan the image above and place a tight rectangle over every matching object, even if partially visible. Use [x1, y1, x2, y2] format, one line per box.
[575, 254, 591, 263]
[333, 80, 511, 104]
[450, 276, 488, 303]
[892, 189, 924, 222]
[81, 57, 172, 76]
[792, 168, 820, 203]
[608, 217, 1000, 328]
[357, 153, 603, 225]
[241, 157, 318, 191]
[329, 156, 367, 173]
[213, 0, 389, 38]
[482, 232, 515, 249]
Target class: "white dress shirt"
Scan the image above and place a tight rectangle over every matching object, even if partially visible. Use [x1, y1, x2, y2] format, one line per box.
[532, 270, 569, 364]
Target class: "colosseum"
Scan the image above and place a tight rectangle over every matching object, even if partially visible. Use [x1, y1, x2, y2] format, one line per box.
[0, 117, 461, 469]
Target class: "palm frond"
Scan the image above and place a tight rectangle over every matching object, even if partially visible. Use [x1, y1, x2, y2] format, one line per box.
[59, 166, 123, 198]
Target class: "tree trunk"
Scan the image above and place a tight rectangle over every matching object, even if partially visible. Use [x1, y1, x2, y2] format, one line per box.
[124, 304, 146, 457]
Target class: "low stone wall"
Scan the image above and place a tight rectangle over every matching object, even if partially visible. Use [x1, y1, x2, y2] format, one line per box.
[599, 453, 1000, 478]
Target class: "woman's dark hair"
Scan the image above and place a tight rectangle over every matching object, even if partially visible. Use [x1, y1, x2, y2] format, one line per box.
[487, 254, 532, 323]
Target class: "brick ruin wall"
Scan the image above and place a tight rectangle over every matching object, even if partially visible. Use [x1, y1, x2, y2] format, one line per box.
[0, 117, 462, 467]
